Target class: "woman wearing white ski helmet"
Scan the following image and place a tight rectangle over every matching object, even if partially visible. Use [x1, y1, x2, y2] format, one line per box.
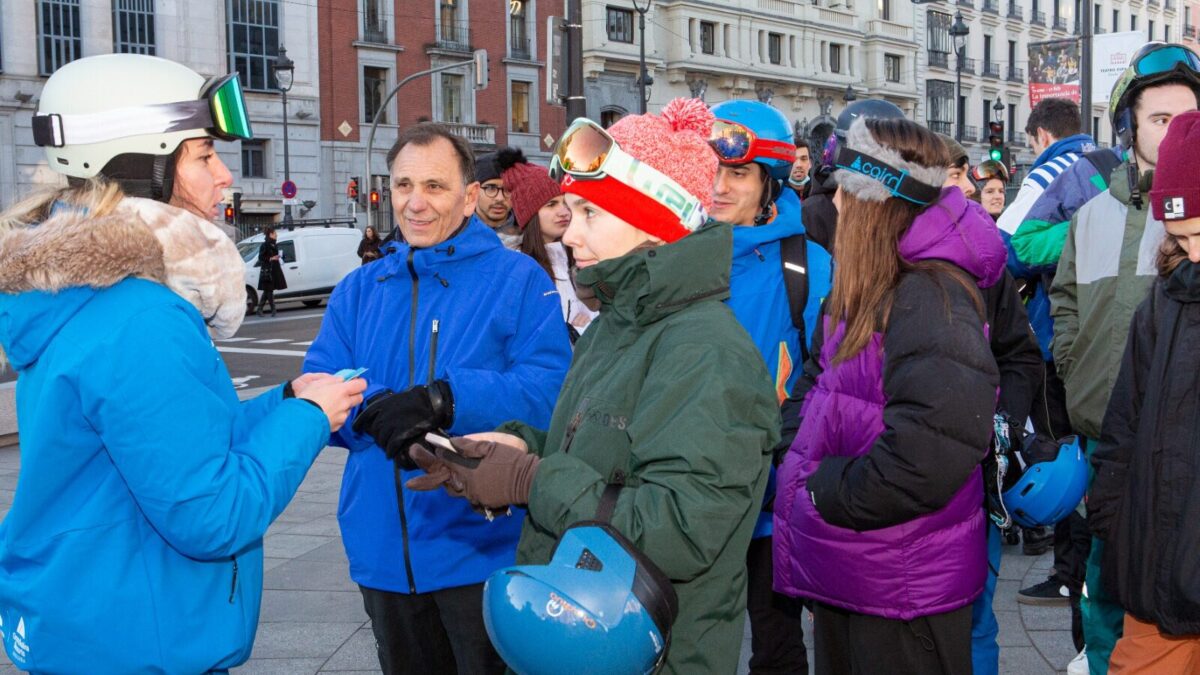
[0, 54, 367, 673]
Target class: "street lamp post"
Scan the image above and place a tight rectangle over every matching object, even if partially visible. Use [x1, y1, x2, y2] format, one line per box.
[993, 98, 1005, 122]
[632, 0, 652, 114]
[950, 12, 970, 142]
[272, 46, 296, 224]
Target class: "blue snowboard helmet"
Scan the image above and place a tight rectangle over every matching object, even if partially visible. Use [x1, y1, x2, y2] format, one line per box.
[821, 98, 906, 168]
[483, 523, 679, 675]
[710, 100, 796, 181]
[1003, 435, 1089, 528]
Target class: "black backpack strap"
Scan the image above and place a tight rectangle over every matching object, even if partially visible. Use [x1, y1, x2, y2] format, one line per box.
[780, 233, 811, 362]
[1082, 148, 1122, 190]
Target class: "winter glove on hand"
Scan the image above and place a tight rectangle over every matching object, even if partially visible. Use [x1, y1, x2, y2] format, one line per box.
[351, 380, 454, 469]
[406, 437, 539, 510]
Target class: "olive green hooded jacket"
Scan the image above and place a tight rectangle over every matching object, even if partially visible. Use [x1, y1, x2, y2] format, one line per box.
[502, 222, 779, 674]
[1050, 164, 1164, 440]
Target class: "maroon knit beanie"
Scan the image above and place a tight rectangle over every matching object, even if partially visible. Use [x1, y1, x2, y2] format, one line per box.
[498, 148, 561, 230]
[1151, 110, 1200, 222]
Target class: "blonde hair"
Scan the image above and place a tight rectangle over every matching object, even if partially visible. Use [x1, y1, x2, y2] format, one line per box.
[0, 178, 125, 233]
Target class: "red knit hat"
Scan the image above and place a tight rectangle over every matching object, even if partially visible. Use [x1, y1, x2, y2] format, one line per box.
[499, 148, 562, 230]
[1151, 110, 1200, 222]
[560, 98, 717, 243]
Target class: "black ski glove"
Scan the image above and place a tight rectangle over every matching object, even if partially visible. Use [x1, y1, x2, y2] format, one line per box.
[352, 380, 454, 469]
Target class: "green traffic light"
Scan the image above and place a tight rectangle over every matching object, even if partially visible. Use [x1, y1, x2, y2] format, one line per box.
[989, 148, 1003, 161]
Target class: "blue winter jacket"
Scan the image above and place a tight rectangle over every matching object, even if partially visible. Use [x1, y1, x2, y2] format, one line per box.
[0, 280, 330, 673]
[728, 188, 833, 538]
[304, 216, 571, 594]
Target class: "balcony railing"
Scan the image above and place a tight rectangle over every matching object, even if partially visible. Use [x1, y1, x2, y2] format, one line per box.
[929, 50, 950, 68]
[510, 36, 531, 60]
[983, 0, 1000, 12]
[982, 61, 1001, 78]
[963, 125, 980, 142]
[1007, 2, 1022, 18]
[959, 56, 977, 75]
[929, 120, 953, 135]
[363, 16, 389, 44]
[1007, 65, 1024, 81]
[956, 0, 974, 8]
[1013, 131, 1027, 145]
[1053, 16, 1068, 30]
[1096, 25, 1107, 33]
[1032, 10, 1046, 24]
[435, 20, 472, 51]
[1186, 25, 1197, 38]
[443, 122, 496, 146]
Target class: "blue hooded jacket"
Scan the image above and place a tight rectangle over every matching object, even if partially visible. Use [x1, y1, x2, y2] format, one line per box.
[304, 216, 571, 594]
[0, 212, 330, 672]
[728, 187, 833, 537]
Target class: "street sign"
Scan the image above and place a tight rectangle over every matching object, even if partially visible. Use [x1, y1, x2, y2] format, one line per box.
[281, 180, 298, 199]
[546, 16, 565, 105]
[282, 198, 299, 206]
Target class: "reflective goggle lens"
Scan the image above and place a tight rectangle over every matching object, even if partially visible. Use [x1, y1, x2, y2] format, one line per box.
[553, 121, 613, 179]
[709, 120, 755, 163]
[1135, 45, 1200, 78]
[207, 74, 253, 141]
[971, 161, 1009, 184]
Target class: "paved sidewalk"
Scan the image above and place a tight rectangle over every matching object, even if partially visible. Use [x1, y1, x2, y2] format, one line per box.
[0, 441, 1078, 674]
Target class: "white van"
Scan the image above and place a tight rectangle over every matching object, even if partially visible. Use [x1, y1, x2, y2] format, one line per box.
[237, 225, 362, 312]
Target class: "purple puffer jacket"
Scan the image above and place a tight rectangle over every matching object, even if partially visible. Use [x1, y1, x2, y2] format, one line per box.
[774, 188, 1005, 620]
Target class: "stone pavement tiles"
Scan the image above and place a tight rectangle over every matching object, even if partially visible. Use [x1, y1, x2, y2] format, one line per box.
[0, 442, 1077, 673]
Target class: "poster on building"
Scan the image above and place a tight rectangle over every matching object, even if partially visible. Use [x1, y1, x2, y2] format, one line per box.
[1093, 32, 1147, 105]
[1028, 38, 1082, 107]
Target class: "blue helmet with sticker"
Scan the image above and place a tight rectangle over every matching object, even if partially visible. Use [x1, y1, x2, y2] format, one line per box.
[482, 523, 679, 675]
[1003, 435, 1089, 528]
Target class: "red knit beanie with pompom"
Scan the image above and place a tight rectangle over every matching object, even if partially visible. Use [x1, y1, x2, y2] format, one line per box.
[560, 98, 717, 243]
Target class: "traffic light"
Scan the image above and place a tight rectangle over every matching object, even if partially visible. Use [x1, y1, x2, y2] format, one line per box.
[348, 177, 359, 201]
[232, 191, 242, 225]
[369, 190, 380, 209]
[224, 205, 235, 224]
[988, 121, 1005, 163]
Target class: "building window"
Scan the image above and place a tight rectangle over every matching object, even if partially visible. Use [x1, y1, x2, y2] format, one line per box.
[511, 80, 531, 133]
[1092, 115, 1100, 140]
[113, 0, 156, 55]
[769, 33, 783, 65]
[600, 108, 625, 128]
[829, 43, 842, 73]
[1008, 39, 1016, 69]
[38, 0, 82, 76]
[440, 73, 464, 123]
[363, 66, 387, 124]
[227, 0, 280, 92]
[438, 0, 469, 49]
[1008, 103, 1017, 141]
[1130, 13, 1137, 30]
[927, 11, 952, 69]
[879, 0, 892, 20]
[363, 0, 387, 42]
[1164, 24, 1170, 41]
[509, 0, 530, 58]
[242, 139, 267, 178]
[606, 6, 634, 43]
[1149, 20, 1155, 40]
[927, 79, 955, 136]
[1112, 9, 1119, 31]
[700, 21, 715, 55]
[885, 53, 902, 82]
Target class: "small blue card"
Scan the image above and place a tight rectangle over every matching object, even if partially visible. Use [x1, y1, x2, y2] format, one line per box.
[334, 367, 368, 381]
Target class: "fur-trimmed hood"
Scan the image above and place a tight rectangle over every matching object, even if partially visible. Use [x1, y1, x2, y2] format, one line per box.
[0, 197, 246, 369]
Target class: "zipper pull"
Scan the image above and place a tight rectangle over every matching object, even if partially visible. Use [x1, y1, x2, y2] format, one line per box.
[754, 248, 765, 262]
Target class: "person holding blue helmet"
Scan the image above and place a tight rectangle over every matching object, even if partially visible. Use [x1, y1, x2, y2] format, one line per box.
[708, 98, 834, 675]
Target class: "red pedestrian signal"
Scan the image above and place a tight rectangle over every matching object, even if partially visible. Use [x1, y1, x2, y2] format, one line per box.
[369, 190, 380, 207]
[224, 205, 235, 224]
[348, 177, 359, 201]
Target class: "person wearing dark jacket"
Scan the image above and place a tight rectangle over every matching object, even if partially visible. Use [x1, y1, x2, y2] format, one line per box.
[256, 227, 287, 316]
[1089, 110, 1200, 673]
[356, 226, 382, 265]
[774, 117, 1002, 675]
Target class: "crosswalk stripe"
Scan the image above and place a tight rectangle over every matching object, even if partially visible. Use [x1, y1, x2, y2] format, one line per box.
[253, 339, 294, 344]
[217, 337, 256, 342]
[216, 346, 308, 357]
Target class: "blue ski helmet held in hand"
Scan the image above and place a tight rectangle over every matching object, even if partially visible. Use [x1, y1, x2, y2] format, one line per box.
[483, 523, 679, 675]
[1003, 435, 1089, 528]
[710, 100, 797, 181]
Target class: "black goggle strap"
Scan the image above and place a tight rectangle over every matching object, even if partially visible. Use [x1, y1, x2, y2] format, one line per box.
[833, 146, 942, 206]
[33, 99, 216, 149]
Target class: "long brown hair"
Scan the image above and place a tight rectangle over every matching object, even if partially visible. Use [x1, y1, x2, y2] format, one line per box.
[1157, 234, 1187, 277]
[519, 215, 555, 279]
[826, 118, 962, 363]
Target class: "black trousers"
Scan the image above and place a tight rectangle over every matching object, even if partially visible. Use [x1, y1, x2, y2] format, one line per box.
[812, 601, 973, 675]
[1054, 510, 1092, 651]
[359, 583, 505, 675]
[746, 536, 810, 675]
[257, 288, 276, 312]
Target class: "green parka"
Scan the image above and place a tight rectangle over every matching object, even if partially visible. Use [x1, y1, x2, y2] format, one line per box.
[1049, 164, 1164, 440]
[502, 222, 779, 674]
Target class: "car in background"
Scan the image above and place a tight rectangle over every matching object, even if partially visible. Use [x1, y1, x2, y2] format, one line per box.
[237, 224, 362, 313]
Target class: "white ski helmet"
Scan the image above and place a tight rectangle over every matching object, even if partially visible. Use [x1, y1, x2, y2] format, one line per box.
[33, 53, 252, 200]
